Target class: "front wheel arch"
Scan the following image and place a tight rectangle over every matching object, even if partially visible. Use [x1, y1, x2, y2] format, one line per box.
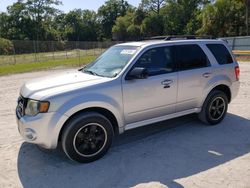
[61, 111, 114, 163]
[58, 107, 119, 143]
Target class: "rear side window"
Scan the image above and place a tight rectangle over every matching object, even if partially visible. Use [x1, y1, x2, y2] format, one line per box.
[206, 44, 233, 65]
[175, 44, 210, 71]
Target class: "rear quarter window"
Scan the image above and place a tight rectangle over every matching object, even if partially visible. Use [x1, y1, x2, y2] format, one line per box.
[206, 44, 233, 65]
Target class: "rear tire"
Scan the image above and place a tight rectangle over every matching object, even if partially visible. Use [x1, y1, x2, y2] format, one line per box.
[61, 112, 114, 163]
[199, 90, 228, 125]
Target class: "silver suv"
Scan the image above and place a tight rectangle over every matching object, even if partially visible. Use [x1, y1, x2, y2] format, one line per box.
[16, 38, 240, 163]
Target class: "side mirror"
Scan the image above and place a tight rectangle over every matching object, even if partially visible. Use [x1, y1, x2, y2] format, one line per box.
[126, 67, 149, 80]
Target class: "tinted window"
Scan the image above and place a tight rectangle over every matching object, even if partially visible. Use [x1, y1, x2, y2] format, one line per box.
[136, 46, 175, 76]
[207, 44, 233, 65]
[175, 44, 210, 71]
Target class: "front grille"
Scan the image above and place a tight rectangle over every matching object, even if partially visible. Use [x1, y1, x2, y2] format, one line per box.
[16, 96, 27, 118]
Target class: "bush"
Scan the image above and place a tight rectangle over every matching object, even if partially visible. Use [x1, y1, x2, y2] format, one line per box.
[0, 38, 13, 55]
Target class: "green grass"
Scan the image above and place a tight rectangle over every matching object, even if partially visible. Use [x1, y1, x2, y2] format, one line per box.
[0, 55, 97, 76]
[0, 49, 103, 65]
[0, 49, 102, 76]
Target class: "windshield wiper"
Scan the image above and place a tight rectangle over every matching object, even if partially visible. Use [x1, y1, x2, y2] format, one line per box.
[82, 69, 105, 77]
[83, 69, 96, 75]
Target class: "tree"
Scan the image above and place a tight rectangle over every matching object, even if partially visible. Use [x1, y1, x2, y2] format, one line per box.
[25, 0, 62, 21]
[64, 9, 99, 41]
[133, 7, 146, 25]
[112, 10, 141, 40]
[3, 1, 36, 40]
[98, 0, 131, 39]
[0, 0, 63, 40]
[244, 0, 250, 35]
[198, 0, 245, 37]
[141, 14, 164, 36]
[81, 10, 99, 41]
[127, 24, 141, 40]
[0, 0, 248, 41]
[51, 13, 67, 40]
[25, 0, 62, 40]
[0, 13, 10, 39]
[0, 38, 13, 55]
[160, 0, 207, 35]
[140, 0, 166, 14]
[160, 2, 184, 35]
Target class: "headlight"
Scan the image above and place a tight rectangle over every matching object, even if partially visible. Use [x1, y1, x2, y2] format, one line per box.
[25, 99, 50, 116]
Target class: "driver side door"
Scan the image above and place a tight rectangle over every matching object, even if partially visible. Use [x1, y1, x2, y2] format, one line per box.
[122, 46, 178, 126]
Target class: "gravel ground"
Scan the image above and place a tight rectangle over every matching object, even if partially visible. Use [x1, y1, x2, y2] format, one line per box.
[0, 63, 250, 188]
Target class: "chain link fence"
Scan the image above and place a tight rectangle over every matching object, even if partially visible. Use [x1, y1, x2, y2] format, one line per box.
[0, 41, 121, 65]
[222, 36, 250, 50]
[1, 37, 250, 66]
[222, 36, 250, 59]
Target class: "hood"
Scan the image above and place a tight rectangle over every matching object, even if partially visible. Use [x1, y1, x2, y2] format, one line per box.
[20, 70, 107, 100]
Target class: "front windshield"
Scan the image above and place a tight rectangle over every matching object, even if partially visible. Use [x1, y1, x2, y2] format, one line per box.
[82, 45, 140, 77]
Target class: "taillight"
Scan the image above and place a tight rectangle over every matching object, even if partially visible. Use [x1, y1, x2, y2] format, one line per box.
[235, 66, 240, 81]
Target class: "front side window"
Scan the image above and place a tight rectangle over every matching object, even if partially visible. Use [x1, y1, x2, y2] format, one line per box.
[175, 44, 210, 71]
[82, 46, 139, 77]
[206, 44, 233, 65]
[135, 46, 175, 76]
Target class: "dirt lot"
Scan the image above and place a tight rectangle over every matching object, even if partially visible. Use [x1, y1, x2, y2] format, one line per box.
[0, 63, 250, 188]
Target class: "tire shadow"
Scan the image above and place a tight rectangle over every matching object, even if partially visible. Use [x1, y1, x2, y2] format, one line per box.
[17, 113, 250, 188]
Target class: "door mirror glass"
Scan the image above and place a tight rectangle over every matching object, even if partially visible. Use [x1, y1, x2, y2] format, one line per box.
[126, 67, 149, 80]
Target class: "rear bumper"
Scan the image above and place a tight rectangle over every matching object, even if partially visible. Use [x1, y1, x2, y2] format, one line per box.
[230, 81, 240, 101]
[16, 111, 68, 149]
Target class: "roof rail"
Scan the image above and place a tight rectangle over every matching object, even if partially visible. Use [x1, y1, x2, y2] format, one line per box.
[150, 36, 169, 40]
[218, 38, 228, 43]
[149, 35, 215, 41]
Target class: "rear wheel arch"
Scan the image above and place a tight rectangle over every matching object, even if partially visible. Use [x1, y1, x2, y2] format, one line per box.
[199, 89, 228, 125]
[208, 84, 231, 103]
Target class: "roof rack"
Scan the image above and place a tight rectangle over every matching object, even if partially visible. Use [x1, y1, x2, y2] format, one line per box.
[149, 35, 215, 41]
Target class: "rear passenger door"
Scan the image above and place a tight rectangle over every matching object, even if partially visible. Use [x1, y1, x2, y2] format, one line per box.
[175, 44, 213, 112]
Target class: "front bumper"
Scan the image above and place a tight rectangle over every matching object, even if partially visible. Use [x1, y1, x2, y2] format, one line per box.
[16, 111, 68, 149]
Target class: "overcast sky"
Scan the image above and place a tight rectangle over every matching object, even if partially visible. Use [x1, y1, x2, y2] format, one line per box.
[0, 0, 141, 13]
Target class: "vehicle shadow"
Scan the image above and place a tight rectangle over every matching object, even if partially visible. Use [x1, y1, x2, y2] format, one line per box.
[17, 113, 250, 188]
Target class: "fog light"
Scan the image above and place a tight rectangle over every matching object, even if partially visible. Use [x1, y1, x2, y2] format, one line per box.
[24, 128, 37, 141]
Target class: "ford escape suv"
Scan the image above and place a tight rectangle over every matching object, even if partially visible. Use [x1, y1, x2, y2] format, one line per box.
[16, 38, 240, 163]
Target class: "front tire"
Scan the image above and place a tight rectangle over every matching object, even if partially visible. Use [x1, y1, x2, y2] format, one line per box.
[61, 112, 114, 163]
[199, 90, 228, 125]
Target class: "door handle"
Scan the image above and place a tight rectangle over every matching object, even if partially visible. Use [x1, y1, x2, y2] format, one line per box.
[202, 72, 212, 78]
[161, 80, 173, 88]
